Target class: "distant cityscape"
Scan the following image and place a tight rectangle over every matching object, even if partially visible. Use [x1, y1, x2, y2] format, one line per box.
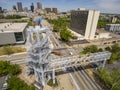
[0, 2, 58, 14]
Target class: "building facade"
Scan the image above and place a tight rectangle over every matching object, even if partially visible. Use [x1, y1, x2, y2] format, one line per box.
[105, 24, 120, 32]
[70, 9, 100, 40]
[52, 8, 58, 14]
[17, 2, 23, 12]
[45, 8, 51, 13]
[0, 23, 27, 45]
[0, 7, 2, 13]
[37, 2, 42, 9]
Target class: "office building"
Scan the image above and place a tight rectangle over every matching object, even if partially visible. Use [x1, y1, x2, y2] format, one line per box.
[37, 2, 42, 9]
[0, 23, 27, 45]
[13, 5, 17, 10]
[70, 9, 100, 40]
[0, 7, 2, 13]
[110, 17, 117, 23]
[45, 8, 51, 13]
[52, 8, 58, 14]
[31, 3, 34, 12]
[17, 2, 23, 12]
[105, 24, 120, 32]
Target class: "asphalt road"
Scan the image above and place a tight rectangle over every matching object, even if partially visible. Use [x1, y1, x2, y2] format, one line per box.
[51, 31, 102, 90]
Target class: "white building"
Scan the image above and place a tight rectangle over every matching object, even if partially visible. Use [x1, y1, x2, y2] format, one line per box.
[0, 23, 27, 45]
[70, 8, 100, 40]
[105, 24, 120, 32]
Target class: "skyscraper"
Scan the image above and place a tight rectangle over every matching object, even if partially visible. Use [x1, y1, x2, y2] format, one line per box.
[52, 8, 58, 14]
[13, 5, 17, 10]
[37, 2, 42, 9]
[31, 3, 34, 12]
[70, 9, 100, 40]
[17, 2, 23, 12]
[0, 7, 2, 13]
[45, 8, 51, 13]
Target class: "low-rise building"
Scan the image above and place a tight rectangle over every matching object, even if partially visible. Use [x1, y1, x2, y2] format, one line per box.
[0, 23, 27, 45]
[105, 24, 120, 33]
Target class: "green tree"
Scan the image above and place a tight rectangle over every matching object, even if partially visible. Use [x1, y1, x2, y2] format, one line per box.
[0, 61, 11, 75]
[0, 61, 21, 75]
[105, 46, 111, 51]
[111, 44, 120, 53]
[98, 48, 103, 52]
[82, 45, 98, 54]
[7, 76, 35, 90]
[53, 25, 59, 32]
[60, 28, 72, 42]
[9, 64, 21, 75]
[96, 68, 120, 90]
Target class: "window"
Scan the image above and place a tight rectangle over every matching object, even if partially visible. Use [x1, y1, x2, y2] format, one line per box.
[14, 32, 23, 42]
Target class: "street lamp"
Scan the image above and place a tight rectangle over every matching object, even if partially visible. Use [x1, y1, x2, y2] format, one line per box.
[111, 76, 120, 90]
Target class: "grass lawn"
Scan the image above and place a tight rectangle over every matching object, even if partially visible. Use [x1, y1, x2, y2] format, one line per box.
[0, 46, 26, 56]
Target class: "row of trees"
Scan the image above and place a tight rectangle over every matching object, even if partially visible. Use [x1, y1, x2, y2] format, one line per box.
[47, 17, 73, 42]
[97, 19, 120, 28]
[47, 17, 70, 32]
[0, 14, 25, 19]
[97, 20, 112, 28]
[96, 68, 120, 90]
[80, 45, 103, 55]
[80, 44, 120, 63]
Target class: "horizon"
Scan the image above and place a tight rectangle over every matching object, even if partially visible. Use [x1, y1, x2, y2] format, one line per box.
[0, 0, 120, 14]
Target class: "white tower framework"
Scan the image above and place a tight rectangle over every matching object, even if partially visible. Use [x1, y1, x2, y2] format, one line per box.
[27, 25, 111, 89]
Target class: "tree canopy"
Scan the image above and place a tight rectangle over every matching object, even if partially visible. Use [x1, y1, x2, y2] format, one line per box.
[7, 76, 35, 90]
[47, 17, 70, 32]
[80, 45, 102, 55]
[0, 61, 21, 76]
[60, 28, 72, 42]
[96, 68, 120, 90]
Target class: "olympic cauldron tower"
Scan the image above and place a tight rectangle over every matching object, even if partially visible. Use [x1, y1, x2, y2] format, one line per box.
[27, 16, 54, 89]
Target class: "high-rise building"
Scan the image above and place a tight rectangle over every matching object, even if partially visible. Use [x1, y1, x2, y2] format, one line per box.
[45, 8, 51, 13]
[31, 3, 34, 12]
[0, 7, 2, 13]
[37, 2, 42, 9]
[70, 9, 100, 40]
[52, 8, 58, 14]
[13, 5, 17, 10]
[17, 2, 23, 12]
[110, 17, 117, 23]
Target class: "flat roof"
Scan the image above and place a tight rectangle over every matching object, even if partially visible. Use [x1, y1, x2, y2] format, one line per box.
[0, 23, 28, 33]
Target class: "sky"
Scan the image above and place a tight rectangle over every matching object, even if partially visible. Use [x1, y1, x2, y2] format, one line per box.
[0, 0, 120, 14]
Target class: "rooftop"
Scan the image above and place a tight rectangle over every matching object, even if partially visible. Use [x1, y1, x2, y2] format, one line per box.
[0, 23, 28, 33]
